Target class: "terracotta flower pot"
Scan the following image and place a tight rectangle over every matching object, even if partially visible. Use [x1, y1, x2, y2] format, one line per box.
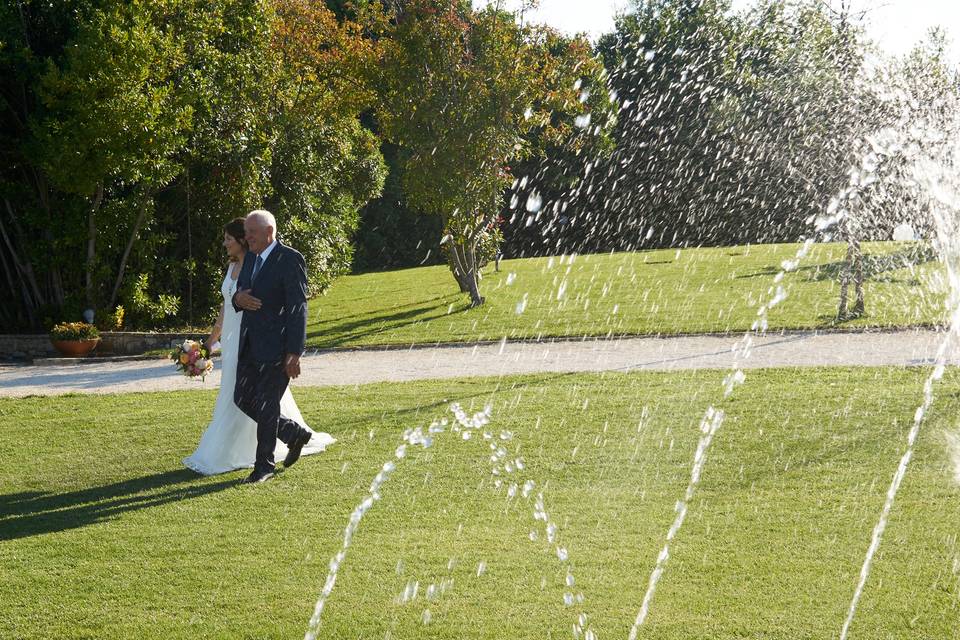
[51, 338, 100, 357]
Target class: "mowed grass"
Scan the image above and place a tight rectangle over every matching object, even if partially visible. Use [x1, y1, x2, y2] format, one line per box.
[307, 241, 946, 348]
[2, 368, 959, 639]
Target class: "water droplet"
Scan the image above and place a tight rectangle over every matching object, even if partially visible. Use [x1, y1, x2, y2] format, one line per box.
[526, 191, 543, 212]
[515, 294, 528, 314]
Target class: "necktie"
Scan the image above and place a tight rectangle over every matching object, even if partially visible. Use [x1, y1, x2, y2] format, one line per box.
[252, 254, 264, 282]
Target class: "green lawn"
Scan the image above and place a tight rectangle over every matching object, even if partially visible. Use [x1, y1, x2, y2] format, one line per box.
[306, 241, 946, 348]
[2, 368, 959, 638]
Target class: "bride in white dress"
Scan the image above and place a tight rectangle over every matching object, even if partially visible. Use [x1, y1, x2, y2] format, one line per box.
[183, 218, 334, 475]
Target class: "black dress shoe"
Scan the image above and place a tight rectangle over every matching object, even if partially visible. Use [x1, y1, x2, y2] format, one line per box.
[242, 469, 275, 484]
[283, 431, 312, 468]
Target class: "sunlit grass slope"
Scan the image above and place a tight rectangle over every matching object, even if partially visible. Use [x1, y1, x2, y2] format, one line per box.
[307, 241, 946, 348]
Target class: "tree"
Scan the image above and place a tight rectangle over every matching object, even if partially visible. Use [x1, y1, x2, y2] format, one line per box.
[34, 0, 192, 312]
[831, 27, 960, 318]
[816, 0, 873, 319]
[0, 0, 386, 331]
[586, 0, 747, 251]
[500, 29, 617, 258]
[1, 0, 189, 327]
[376, 0, 594, 306]
[264, 0, 387, 295]
[353, 140, 446, 271]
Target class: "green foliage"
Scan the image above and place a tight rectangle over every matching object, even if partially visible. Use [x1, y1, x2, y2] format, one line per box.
[103, 305, 125, 331]
[8, 0, 951, 330]
[546, 0, 959, 260]
[269, 118, 386, 295]
[376, 0, 595, 304]
[1, 0, 384, 331]
[583, 0, 759, 250]
[48, 321, 99, 341]
[474, 220, 503, 268]
[121, 273, 181, 329]
[501, 29, 618, 256]
[353, 142, 446, 271]
[30, 0, 191, 196]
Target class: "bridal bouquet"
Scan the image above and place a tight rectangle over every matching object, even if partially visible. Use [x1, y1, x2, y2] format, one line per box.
[170, 339, 214, 380]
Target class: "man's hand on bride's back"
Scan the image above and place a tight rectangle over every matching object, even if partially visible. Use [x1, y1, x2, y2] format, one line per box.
[235, 289, 262, 311]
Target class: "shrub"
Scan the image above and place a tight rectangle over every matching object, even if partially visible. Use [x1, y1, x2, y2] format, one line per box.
[122, 274, 181, 329]
[97, 305, 125, 331]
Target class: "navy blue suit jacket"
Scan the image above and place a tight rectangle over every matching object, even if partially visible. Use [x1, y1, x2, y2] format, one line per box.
[231, 242, 308, 363]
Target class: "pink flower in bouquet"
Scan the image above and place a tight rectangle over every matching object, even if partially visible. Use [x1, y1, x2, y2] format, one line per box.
[188, 350, 199, 364]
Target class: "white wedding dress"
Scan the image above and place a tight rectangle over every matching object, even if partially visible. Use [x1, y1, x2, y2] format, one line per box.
[183, 263, 334, 475]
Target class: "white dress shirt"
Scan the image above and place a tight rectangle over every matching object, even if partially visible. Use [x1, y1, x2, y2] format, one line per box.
[257, 238, 278, 264]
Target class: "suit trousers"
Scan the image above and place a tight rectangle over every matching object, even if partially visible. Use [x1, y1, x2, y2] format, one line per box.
[234, 353, 305, 473]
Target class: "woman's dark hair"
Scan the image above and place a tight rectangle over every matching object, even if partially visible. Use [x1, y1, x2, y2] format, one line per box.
[223, 217, 247, 248]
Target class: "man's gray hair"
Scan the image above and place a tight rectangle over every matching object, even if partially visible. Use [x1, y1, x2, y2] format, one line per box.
[247, 209, 277, 230]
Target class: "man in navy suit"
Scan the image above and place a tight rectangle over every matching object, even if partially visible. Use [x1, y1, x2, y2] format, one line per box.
[231, 210, 312, 483]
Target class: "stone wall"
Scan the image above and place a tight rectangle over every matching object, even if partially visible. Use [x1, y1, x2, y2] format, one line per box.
[99, 332, 206, 356]
[0, 335, 58, 360]
[0, 332, 206, 361]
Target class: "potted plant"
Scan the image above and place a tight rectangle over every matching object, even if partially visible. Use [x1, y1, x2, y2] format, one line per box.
[49, 322, 101, 357]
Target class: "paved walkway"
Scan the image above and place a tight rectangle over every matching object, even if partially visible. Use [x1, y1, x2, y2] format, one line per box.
[1, 329, 953, 398]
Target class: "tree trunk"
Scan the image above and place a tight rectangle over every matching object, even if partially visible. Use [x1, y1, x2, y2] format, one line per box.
[86, 182, 104, 310]
[31, 171, 64, 307]
[1, 199, 45, 311]
[445, 239, 471, 292]
[49, 264, 64, 308]
[837, 236, 852, 320]
[453, 267, 470, 293]
[852, 236, 865, 316]
[0, 235, 30, 328]
[108, 195, 151, 309]
[462, 244, 484, 307]
[447, 241, 483, 306]
[453, 270, 471, 293]
[0, 240, 38, 328]
[185, 170, 193, 326]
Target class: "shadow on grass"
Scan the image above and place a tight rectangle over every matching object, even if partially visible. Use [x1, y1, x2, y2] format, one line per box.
[307, 293, 468, 348]
[0, 469, 235, 541]
[320, 371, 584, 435]
[309, 293, 459, 328]
[323, 367, 709, 436]
[737, 244, 936, 283]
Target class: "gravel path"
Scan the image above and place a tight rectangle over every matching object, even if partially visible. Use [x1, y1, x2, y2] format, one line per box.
[1, 329, 952, 398]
